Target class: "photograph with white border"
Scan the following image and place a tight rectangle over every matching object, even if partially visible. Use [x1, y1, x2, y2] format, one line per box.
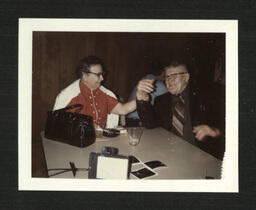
[18, 19, 238, 192]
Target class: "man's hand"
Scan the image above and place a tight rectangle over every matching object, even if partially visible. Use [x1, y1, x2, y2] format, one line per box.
[193, 125, 220, 141]
[136, 79, 154, 101]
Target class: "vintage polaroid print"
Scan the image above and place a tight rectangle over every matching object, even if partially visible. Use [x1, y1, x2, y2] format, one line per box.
[18, 19, 238, 192]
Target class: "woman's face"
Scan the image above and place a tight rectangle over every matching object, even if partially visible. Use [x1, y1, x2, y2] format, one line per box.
[81, 64, 104, 90]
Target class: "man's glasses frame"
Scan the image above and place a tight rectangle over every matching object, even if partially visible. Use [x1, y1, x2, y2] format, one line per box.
[165, 72, 187, 80]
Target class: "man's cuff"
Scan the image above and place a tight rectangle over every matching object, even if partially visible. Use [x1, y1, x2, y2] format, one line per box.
[136, 98, 150, 105]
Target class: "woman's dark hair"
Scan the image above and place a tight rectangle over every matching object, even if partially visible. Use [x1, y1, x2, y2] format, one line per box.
[76, 56, 105, 78]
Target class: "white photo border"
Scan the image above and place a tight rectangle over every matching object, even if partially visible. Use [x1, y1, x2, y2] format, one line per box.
[18, 19, 238, 192]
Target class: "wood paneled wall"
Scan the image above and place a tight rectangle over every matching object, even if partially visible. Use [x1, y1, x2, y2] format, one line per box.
[32, 32, 225, 176]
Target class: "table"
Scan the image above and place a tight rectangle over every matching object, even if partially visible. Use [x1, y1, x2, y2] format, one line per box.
[42, 127, 222, 179]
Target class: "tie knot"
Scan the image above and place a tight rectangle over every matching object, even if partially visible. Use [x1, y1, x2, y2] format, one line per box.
[173, 94, 184, 104]
[179, 95, 185, 104]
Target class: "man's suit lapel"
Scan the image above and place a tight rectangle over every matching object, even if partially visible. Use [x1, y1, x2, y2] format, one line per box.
[161, 93, 172, 130]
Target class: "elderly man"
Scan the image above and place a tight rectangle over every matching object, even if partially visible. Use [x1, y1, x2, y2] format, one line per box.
[136, 60, 225, 160]
[53, 56, 136, 128]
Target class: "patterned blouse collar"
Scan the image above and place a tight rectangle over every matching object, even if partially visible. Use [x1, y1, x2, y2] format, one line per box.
[79, 80, 100, 95]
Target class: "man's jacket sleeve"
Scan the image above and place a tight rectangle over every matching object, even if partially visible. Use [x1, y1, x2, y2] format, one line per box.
[136, 99, 156, 129]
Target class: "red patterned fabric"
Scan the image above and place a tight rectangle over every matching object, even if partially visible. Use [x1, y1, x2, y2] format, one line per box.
[67, 81, 119, 127]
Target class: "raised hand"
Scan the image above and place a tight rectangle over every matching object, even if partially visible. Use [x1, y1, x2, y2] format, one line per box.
[136, 79, 155, 101]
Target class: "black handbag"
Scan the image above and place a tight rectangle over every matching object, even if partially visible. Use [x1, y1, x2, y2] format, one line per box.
[45, 104, 96, 148]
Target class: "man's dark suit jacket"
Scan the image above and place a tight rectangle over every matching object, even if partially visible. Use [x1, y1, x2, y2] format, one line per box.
[137, 83, 225, 160]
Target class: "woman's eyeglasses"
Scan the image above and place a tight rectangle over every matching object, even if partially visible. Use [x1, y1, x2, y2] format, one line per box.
[85, 71, 106, 77]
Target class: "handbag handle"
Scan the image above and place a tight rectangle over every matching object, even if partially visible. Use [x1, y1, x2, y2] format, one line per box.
[56, 104, 83, 113]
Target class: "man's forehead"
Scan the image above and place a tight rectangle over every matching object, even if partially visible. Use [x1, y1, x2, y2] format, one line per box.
[165, 65, 187, 74]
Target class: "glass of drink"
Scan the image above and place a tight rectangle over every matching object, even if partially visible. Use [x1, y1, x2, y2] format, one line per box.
[127, 127, 143, 146]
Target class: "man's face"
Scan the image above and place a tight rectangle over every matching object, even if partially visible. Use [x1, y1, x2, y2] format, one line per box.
[81, 64, 104, 90]
[164, 65, 190, 95]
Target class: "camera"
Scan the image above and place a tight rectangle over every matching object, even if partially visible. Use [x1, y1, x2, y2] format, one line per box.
[88, 146, 129, 179]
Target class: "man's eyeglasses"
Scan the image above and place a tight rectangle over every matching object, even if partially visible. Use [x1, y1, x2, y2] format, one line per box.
[85, 71, 106, 77]
[165, 72, 187, 80]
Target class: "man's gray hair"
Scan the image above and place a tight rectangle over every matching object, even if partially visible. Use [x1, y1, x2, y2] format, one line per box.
[164, 60, 188, 72]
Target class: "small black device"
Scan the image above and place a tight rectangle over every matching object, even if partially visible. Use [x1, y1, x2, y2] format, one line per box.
[102, 128, 120, 137]
[101, 146, 118, 155]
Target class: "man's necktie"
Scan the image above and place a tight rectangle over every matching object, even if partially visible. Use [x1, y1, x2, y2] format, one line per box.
[171, 95, 185, 138]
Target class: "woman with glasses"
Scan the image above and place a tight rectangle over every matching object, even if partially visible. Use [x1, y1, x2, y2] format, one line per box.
[53, 56, 136, 128]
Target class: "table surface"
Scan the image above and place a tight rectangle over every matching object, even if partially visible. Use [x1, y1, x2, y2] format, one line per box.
[42, 127, 222, 179]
